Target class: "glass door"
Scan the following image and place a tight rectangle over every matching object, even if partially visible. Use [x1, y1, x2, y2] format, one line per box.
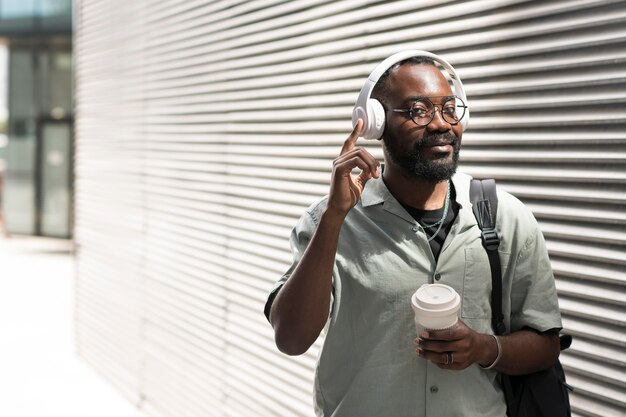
[39, 120, 71, 237]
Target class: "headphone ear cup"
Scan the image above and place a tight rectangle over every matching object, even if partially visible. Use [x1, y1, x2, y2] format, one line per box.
[363, 99, 385, 139]
[352, 105, 367, 133]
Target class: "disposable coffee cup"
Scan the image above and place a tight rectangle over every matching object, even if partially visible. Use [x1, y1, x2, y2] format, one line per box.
[411, 283, 461, 336]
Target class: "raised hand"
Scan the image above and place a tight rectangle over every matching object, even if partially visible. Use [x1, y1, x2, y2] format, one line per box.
[326, 119, 380, 218]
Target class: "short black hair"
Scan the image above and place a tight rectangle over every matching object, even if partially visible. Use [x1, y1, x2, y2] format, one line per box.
[371, 56, 437, 106]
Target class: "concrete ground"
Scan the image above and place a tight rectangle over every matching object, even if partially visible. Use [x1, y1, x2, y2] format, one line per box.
[0, 235, 144, 417]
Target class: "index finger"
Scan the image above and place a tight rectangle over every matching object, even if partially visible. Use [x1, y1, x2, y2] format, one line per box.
[340, 118, 363, 156]
[421, 325, 461, 341]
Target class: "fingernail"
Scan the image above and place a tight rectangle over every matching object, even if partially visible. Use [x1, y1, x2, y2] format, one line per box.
[420, 331, 429, 339]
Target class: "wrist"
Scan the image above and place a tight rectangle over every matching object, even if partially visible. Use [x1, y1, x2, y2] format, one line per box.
[479, 334, 502, 370]
[321, 207, 348, 227]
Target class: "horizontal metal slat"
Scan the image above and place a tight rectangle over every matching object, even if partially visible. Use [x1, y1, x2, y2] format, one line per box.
[146, 232, 230, 272]
[569, 393, 626, 417]
[226, 205, 299, 229]
[144, 321, 226, 376]
[562, 317, 624, 348]
[225, 336, 313, 395]
[145, 292, 226, 351]
[147, 254, 227, 295]
[463, 131, 626, 145]
[560, 297, 626, 326]
[462, 50, 626, 80]
[145, 0, 339, 50]
[143, 0, 619, 82]
[225, 226, 292, 257]
[540, 222, 626, 246]
[465, 166, 626, 185]
[76, 334, 142, 404]
[464, 149, 626, 164]
[547, 240, 625, 265]
[143, 0, 459, 67]
[557, 279, 625, 306]
[561, 355, 625, 390]
[147, 265, 227, 313]
[568, 338, 626, 368]
[564, 372, 626, 409]
[472, 90, 626, 111]
[144, 0, 243, 26]
[223, 359, 312, 417]
[498, 183, 626, 205]
[142, 359, 224, 417]
[530, 204, 626, 225]
[552, 259, 626, 286]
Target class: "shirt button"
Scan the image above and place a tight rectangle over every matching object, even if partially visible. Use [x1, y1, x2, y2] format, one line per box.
[434, 273, 441, 281]
[430, 385, 439, 393]
[412, 225, 419, 232]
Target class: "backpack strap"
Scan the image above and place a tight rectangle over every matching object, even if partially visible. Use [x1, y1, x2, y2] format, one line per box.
[471, 179, 573, 417]
[470, 179, 506, 335]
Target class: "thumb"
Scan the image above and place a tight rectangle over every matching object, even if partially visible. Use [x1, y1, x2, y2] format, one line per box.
[356, 164, 380, 185]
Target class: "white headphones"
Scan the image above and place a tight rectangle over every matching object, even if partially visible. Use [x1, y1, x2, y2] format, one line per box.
[351, 50, 470, 139]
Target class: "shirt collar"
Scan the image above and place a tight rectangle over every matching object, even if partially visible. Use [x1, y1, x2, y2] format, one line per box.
[450, 172, 471, 209]
[361, 175, 390, 207]
[361, 171, 472, 210]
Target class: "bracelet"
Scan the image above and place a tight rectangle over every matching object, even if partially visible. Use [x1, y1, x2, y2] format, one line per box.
[480, 334, 502, 370]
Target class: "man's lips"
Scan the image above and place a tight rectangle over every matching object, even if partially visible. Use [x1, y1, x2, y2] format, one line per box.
[416, 133, 457, 154]
[426, 143, 453, 153]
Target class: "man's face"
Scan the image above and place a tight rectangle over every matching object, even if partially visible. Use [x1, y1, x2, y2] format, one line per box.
[381, 63, 464, 182]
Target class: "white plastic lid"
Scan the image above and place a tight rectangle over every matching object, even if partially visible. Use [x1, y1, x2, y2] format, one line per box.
[413, 284, 460, 311]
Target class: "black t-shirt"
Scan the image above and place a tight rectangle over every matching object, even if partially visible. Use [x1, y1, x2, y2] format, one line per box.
[401, 186, 460, 261]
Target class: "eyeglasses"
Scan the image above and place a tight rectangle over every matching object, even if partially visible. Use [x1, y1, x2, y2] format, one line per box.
[392, 96, 467, 126]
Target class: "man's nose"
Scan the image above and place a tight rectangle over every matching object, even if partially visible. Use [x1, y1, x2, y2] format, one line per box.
[427, 107, 451, 131]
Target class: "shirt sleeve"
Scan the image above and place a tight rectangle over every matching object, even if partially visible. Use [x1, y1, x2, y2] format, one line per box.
[263, 209, 317, 322]
[509, 226, 563, 333]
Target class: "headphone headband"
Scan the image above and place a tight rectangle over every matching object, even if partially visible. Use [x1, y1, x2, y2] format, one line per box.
[352, 50, 469, 139]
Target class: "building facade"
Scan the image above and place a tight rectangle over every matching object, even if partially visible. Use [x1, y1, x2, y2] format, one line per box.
[0, 0, 73, 237]
[74, 1, 626, 416]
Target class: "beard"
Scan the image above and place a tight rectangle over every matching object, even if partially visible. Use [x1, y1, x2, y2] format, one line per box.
[383, 130, 460, 182]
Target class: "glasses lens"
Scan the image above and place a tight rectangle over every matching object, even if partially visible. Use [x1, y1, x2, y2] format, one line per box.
[410, 99, 434, 126]
[441, 97, 466, 125]
[409, 97, 466, 126]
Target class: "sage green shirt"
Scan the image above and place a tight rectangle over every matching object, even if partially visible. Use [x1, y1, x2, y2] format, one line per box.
[267, 172, 562, 417]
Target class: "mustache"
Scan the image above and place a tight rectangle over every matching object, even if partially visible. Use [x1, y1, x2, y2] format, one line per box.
[417, 132, 458, 148]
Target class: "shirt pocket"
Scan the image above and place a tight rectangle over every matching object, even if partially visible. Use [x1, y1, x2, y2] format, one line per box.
[462, 247, 511, 319]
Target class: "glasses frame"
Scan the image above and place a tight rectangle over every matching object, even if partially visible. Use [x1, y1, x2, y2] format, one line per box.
[392, 95, 468, 127]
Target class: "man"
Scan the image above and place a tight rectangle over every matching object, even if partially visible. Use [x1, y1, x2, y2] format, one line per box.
[264, 53, 562, 417]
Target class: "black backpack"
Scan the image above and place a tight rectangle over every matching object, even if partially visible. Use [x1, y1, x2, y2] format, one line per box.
[470, 179, 573, 417]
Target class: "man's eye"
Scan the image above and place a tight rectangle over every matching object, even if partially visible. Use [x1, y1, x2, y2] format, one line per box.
[443, 106, 457, 116]
[412, 106, 430, 116]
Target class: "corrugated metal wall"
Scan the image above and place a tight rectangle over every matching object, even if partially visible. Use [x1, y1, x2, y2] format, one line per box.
[74, 1, 626, 416]
[73, 0, 146, 404]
